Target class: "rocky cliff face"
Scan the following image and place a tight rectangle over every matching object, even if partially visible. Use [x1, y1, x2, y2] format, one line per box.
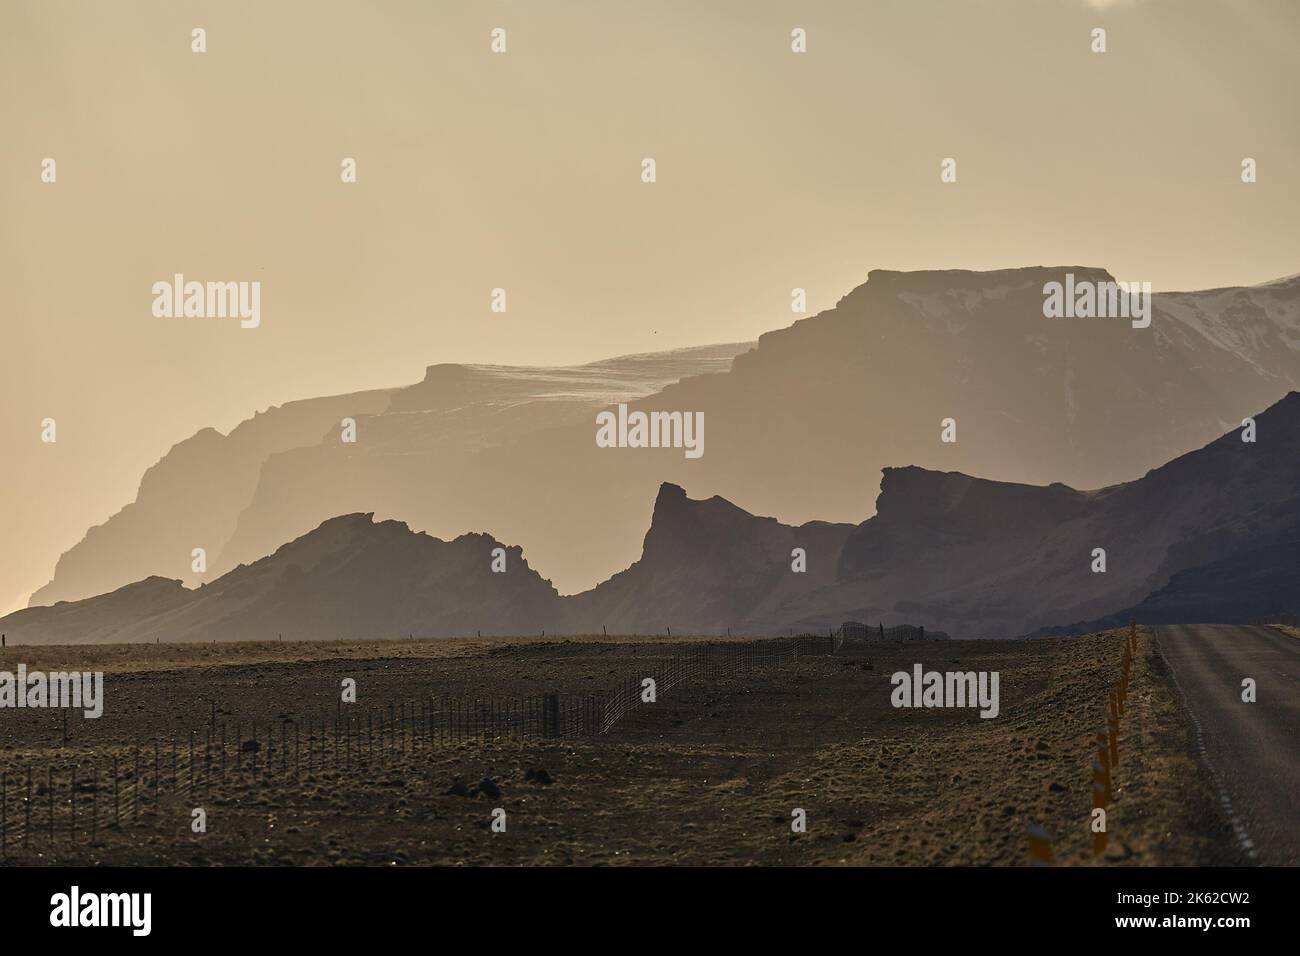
[17, 266, 1300, 639]
[29, 344, 748, 608]
[5, 391, 1296, 644]
[565, 483, 854, 634]
[202, 268, 1300, 608]
[808, 391, 1300, 637]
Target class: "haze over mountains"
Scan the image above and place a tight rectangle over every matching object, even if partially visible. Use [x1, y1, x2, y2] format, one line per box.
[29, 344, 748, 608]
[25, 266, 1300, 617]
[4, 517, 564, 645]
[4, 390, 1296, 644]
[572, 390, 1298, 638]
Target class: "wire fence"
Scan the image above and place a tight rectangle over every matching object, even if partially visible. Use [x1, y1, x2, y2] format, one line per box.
[0, 634, 831, 856]
[831, 622, 944, 652]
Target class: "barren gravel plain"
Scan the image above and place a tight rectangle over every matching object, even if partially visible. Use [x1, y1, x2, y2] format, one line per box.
[0, 629, 1239, 866]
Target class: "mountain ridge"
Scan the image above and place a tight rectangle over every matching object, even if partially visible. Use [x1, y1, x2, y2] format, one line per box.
[25, 265, 1300, 612]
[6, 391, 1296, 644]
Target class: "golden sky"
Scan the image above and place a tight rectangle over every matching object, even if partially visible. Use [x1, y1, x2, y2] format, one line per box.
[1, 0, 1297, 613]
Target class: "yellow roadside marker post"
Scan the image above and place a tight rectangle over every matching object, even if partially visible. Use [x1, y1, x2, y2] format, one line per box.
[1094, 732, 1111, 802]
[1108, 693, 1120, 768]
[1027, 823, 1054, 866]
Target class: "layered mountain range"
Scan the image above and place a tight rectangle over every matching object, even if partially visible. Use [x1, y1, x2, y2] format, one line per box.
[22, 266, 1300, 626]
[29, 344, 748, 607]
[5, 391, 1296, 644]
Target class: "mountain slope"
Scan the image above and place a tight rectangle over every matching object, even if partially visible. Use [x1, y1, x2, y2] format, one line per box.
[569, 389, 1298, 638]
[565, 482, 855, 634]
[793, 391, 1300, 637]
[30, 344, 749, 607]
[6, 515, 563, 645]
[6, 392, 1295, 645]
[22, 266, 1300, 624]
[194, 267, 1300, 603]
[28, 389, 393, 608]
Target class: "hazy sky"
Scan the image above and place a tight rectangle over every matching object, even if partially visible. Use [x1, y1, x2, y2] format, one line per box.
[2, 0, 1297, 614]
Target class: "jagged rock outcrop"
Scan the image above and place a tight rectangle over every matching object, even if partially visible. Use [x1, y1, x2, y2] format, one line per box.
[8, 392, 1294, 644]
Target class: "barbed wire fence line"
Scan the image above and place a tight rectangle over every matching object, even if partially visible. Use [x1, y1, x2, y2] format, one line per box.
[0, 634, 836, 856]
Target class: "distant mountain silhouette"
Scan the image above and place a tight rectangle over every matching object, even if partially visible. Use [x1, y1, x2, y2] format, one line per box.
[787, 390, 1299, 636]
[30, 344, 748, 607]
[564, 482, 855, 633]
[28, 389, 391, 608]
[25, 266, 1300, 614]
[5, 392, 1296, 644]
[566, 391, 1298, 637]
[1034, 539, 1300, 636]
[5, 515, 562, 644]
